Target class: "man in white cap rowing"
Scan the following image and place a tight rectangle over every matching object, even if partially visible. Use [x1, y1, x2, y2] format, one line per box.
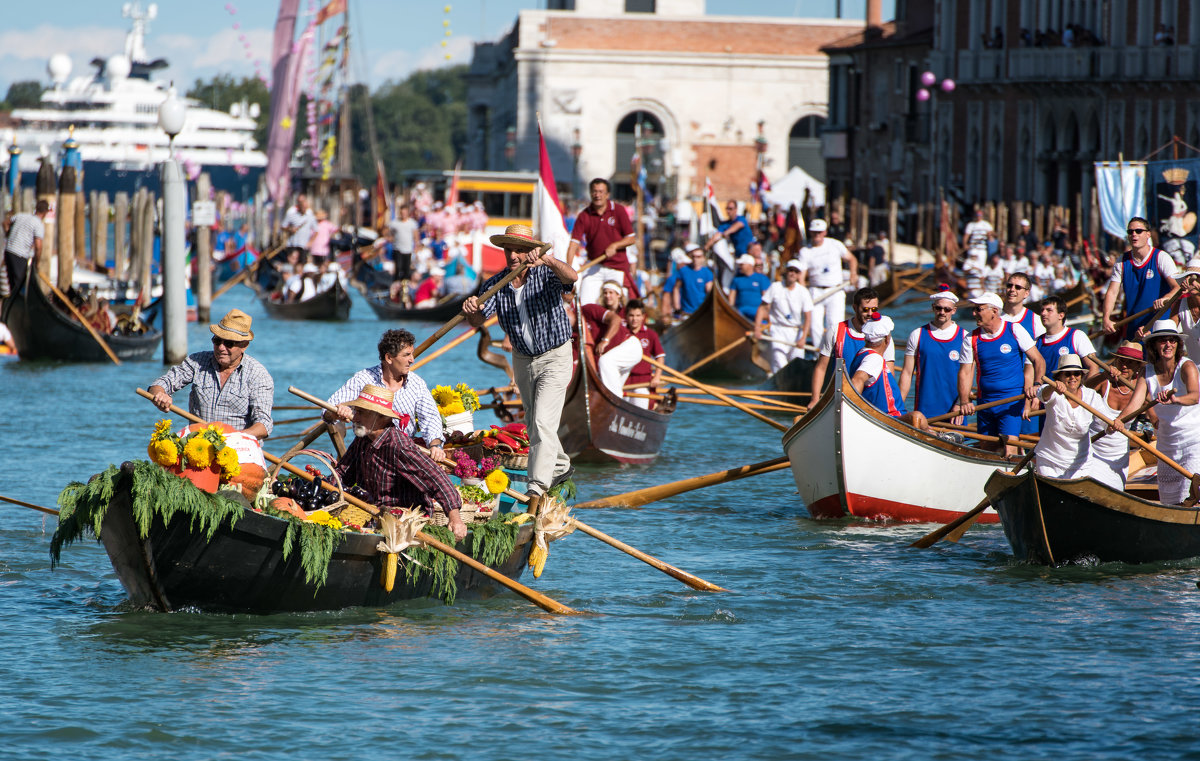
[753, 258, 812, 373]
[463, 224, 577, 517]
[899, 285, 965, 420]
[148, 309, 274, 439]
[333, 384, 467, 540]
[849, 314, 930, 430]
[798, 218, 857, 351]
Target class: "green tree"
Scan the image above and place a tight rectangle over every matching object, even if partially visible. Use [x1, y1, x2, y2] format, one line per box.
[2, 80, 45, 110]
[186, 75, 271, 150]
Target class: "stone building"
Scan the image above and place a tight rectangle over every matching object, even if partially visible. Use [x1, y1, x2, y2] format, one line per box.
[464, 0, 861, 205]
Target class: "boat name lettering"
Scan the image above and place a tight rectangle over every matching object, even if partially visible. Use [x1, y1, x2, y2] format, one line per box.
[609, 416, 648, 441]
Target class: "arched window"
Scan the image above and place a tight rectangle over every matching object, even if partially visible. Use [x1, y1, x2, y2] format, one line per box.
[614, 111, 665, 202]
[788, 115, 826, 183]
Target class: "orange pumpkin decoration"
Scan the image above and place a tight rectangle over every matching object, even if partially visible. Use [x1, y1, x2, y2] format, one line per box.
[231, 463, 267, 494]
[270, 497, 307, 520]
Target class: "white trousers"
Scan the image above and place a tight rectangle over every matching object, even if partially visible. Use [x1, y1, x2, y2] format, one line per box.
[512, 341, 573, 494]
[767, 325, 805, 373]
[598, 335, 643, 398]
[808, 287, 845, 352]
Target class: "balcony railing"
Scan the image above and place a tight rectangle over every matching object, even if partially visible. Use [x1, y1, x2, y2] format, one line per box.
[954, 46, 1193, 85]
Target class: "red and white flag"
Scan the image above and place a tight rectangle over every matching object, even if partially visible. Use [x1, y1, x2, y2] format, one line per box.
[698, 176, 722, 238]
[535, 123, 571, 263]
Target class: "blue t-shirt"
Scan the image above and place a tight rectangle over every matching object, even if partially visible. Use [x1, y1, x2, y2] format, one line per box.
[675, 266, 714, 314]
[718, 215, 755, 254]
[729, 273, 771, 321]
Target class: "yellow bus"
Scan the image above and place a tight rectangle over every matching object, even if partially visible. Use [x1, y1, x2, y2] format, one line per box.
[402, 169, 535, 235]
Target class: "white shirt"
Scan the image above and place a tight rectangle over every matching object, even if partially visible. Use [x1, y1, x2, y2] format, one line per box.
[283, 206, 317, 248]
[1035, 387, 1102, 472]
[761, 281, 813, 328]
[905, 322, 960, 356]
[959, 323, 1035, 363]
[1003, 306, 1046, 338]
[856, 350, 886, 383]
[1107, 249, 1178, 286]
[4, 213, 45, 258]
[799, 239, 852, 288]
[1178, 306, 1200, 361]
[963, 220, 993, 255]
[389, 218, 420, 253]
[0, 322, 12, 343]
[819, 321, 896, 363]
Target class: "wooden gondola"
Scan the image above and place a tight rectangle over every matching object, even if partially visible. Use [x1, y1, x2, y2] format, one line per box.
[760, 356, 817, 393]
[257, 279, 352, 321]
[660, 286, 769, 380]
[91, 462, 535, 613]
[782, 363, 1010, 522]
[3, 282, 162, 362]
[362, 290, 472, 322]
[558, 353, 677, 465]
[985, 468, 1200, 566]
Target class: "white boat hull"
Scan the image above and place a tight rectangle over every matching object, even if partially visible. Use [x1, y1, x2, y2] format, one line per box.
[781, 366, 1008, 523]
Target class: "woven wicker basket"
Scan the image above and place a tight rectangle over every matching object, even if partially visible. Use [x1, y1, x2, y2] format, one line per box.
[498, 452, 529, 469]
[428, 496, 500, 526]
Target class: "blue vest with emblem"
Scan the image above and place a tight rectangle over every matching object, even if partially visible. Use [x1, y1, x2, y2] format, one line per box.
[913, 324, 964, 418]
[849, 347, 906, 417]
[1035, 328, 1082, 375]
[1012, 307, 1040, 341]
[833, 320, 866, 360]
[972, 321, 1025, 402]
[1121, 248, 1171, 338]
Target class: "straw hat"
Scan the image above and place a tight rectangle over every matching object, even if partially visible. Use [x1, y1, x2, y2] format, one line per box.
[1147, 319, 1183, 342]
[1182, 257, 1200, 281]
[1053, 354, 1084, 376]
[210, 309, 254, 342]
[344, 384, 399, 419]
[489, 223, 545, 251]
[1113, 340, 1146, 364]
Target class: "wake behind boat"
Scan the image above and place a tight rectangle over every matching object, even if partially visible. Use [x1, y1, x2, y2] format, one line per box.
[782, 363, 1008, 522]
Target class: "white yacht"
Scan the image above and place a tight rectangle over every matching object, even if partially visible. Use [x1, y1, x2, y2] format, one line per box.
[5, 2, 266, 198]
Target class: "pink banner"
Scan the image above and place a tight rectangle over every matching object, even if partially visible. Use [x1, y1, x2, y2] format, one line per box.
[265, 0, 300, 206]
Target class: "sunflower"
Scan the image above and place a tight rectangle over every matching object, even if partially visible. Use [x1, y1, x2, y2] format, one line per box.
[306, 510, 342, 530]
[153, 419, 174, 440]
[431, 385, 461, 408]
[183, 437, 214, 469]
[484, 468, 509, 495]
[441, 400, 466, 416]
[148, 439, 178, 466]
[216, 446, 241, 480]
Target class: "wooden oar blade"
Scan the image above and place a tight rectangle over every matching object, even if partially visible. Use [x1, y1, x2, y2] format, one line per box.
[573, 456, 790, 510]
[909, 500, 990, 548]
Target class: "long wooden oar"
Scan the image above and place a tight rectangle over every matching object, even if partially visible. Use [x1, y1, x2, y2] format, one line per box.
[643, 356, 789, 432]
[1, 494, 59, 516]
[811, 283, 847, 307]
[682, 336, 752, 376]
[36, 270, 121, 365]
[624, 392, 805, 414]
[928, 425, 1036, 449]
[289, 385, 724, 592]
[623, 383, 812, 399]
[910, 447, 1038, 548]
[574, 455, 790, 510]
[1090, 289, 1183, 339]
[411, 315, 498, 372]
[926, 392, 1026, 424]
[137, 388, 577, 615]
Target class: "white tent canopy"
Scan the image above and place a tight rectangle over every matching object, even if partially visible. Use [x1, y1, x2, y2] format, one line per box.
[761, 165, 826, 211]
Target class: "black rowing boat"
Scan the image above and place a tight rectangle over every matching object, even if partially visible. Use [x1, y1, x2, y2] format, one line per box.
[3, 282, 162, 362]
[362, 290, 472, 321]
[258, 279, 352, 321]
[986, 468, 1200, 566]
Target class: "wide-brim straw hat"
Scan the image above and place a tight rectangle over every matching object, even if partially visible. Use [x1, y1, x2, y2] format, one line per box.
[1147, 319, 1184, 342]
[345, 384, 399, 419]
[210, 308, 254, 342]
[489, 223, 545, 251]
[1113, 340, 1147, 364]
[1052, 354, 1084, 375]
[1182, 258, 1200, 281]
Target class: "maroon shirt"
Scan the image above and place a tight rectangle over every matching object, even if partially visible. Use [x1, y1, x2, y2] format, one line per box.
[580, 303, 633, 354]
[572, 201, 633, 272]
[335, 426, 461, 516]
[628, 324, 665, 381]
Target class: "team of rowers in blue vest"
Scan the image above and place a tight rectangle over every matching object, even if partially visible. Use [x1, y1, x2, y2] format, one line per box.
[819, 216, 1200, 503]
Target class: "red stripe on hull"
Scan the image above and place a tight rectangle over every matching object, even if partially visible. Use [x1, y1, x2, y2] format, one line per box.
[807, 493, 846, 519]
[845, 492, 999, 524]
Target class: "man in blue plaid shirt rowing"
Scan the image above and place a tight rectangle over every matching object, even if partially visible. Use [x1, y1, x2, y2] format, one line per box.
[148, 309, 274, 439]
[464, 224, 577, 517]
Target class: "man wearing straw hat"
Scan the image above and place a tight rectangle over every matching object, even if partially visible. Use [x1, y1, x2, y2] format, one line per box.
[333, 384, 467, 541]
[148, 309, 274, 439]
[464, 223, 578, 517]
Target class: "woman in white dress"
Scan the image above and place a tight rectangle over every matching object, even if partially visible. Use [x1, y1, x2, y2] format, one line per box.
[1115, 320, 1200, 504]
[1033, 354, 1103, 478]
[1081, 341, 1145, 489]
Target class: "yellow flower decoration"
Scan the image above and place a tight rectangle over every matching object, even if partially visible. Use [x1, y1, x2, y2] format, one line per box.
[148, 440, 178, 466]
[442, 400, 466, 416]
[216, 447, 241, 480]
[431, 385, 461, 408]
[306, 510, 342, 529]
[184, 437, 214, 469]
[484, 468, 509, 495]
[153, 419, 174, 439]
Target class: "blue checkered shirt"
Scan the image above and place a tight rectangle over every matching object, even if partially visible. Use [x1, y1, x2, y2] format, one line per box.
[479, 265, 574, 356]
[152, 352, 274, 434]
[326, 365, 444, 444]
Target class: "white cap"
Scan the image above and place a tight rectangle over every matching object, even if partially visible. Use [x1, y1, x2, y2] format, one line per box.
[736, 254, 756, 266]
[670, 247, 689, 266]
[929, 286, 959, 304]
[862, 315, 894, 340]
[970, 292, 1004, 310]
[685, 242, 703, 253]
[809, 219, 828, 232]
[785, 259, 804, 271]
[1020, 218, 1031, 226]
[1147, 319, 1183, 341]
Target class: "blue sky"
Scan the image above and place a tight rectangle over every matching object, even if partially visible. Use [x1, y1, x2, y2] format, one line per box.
[0, 0, 893, 96]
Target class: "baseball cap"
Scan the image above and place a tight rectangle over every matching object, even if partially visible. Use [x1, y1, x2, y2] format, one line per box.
[809, 219, 828, 232]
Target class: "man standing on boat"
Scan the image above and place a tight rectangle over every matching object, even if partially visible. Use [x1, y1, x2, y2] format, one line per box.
[333, 384, 467, 541]
[849, 315, 931, 430]
[147, 309, 274, 439]
[281, 193, 317, 260]
[324, 328, 446, 463]
[0, 200, 49, 311]
[1036, 294, 1099, 378]
[1101, 217, 1180, 340]
[808, 287, 892, 398]
[798, 218, 857, 351]
[463, 224, 577, 518]
[899, 286, 965, 420]
[669, 243, 714, 320]
[753, 259, 813, 373]
[1000, 273, 1046, 339]
[954, 293, 1045, 455]
[567, 178, 638, 297]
